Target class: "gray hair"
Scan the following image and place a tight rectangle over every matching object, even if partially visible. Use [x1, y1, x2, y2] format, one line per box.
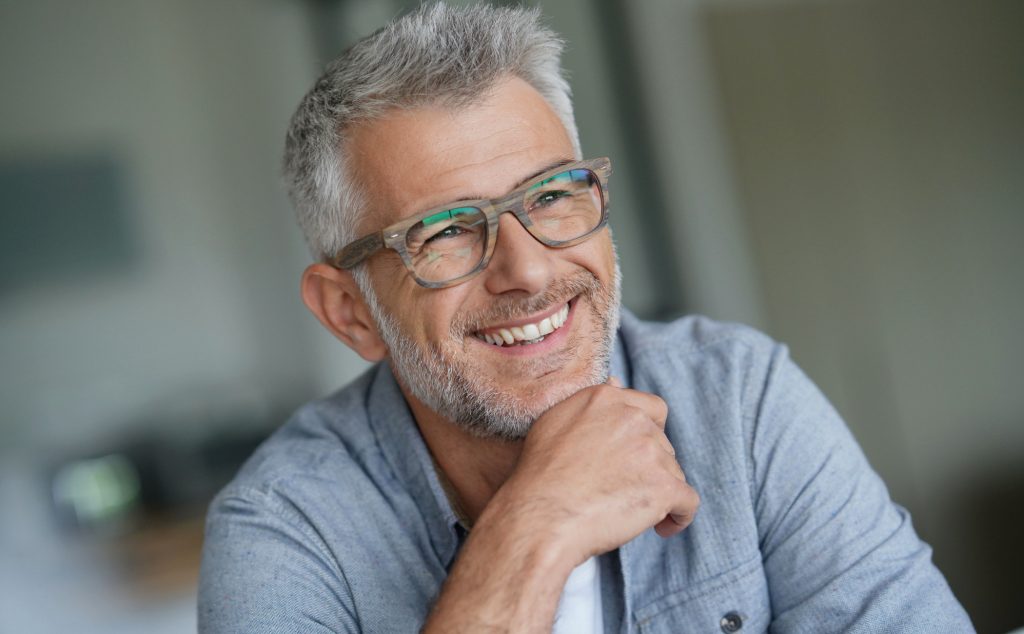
[282, 2, 582, 266]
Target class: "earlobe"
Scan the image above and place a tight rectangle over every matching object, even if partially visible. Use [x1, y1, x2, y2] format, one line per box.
[300, 264, 388, 362]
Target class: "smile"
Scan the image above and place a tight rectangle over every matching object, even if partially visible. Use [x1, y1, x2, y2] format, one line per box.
[473, 302, 571, 347]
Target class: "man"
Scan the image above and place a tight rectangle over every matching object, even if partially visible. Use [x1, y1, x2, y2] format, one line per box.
[198, 4, 972, 632]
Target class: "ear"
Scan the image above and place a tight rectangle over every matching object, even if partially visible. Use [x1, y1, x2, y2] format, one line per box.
[301, 263, 388, 362]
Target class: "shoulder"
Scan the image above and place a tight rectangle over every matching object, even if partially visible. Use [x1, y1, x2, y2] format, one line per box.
[205, 365, 390, 538]
[618, 310, 782, 416]
[619, 309, 776, 360]
[198, 364, 445, 631]
[197, 373, 377, 632]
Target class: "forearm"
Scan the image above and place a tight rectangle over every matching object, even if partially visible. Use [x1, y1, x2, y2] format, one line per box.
[422, 492, 575, 633]
[423, 382, 699, 632]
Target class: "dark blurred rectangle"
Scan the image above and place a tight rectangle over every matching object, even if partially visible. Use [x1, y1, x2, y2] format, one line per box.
[0, 152, 137, 293]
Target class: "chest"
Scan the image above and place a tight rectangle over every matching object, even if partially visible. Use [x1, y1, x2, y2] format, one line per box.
[622, 532, 771, 634]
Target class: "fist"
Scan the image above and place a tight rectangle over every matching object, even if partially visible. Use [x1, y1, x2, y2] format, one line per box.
[497, 379, 700, 564]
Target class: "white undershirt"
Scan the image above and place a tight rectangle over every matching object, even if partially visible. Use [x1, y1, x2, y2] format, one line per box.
[552, 556, 603, 634]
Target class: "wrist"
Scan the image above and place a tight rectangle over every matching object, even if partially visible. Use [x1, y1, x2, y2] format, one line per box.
[475, 480, 582, 574]
[424, 485, 578, 633]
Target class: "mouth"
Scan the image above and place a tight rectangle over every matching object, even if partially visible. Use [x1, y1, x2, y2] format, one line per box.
[472, 300, 572, 347]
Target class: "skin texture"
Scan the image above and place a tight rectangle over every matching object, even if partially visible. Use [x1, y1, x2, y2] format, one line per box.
[300, 76, 700, 632]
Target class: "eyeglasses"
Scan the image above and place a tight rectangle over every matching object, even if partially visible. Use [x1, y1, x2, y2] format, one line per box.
[331, 157, 612, 288]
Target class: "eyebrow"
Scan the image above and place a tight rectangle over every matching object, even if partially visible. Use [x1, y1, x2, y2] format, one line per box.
[514, 158, 576, 190]
[444, 157, 576, 204]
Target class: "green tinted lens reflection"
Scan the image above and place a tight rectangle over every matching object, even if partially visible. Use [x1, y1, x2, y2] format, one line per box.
[524, 168, 602, 242]
[422, 206, 478, 226]
[406, 206, 486, 283]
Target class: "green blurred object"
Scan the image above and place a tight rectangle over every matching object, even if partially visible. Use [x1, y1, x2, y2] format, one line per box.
[51, 453, 141, 529]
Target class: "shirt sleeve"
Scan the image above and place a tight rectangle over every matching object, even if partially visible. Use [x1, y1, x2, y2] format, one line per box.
[197, 487, 360, 633]
[748, 343, 974, 632]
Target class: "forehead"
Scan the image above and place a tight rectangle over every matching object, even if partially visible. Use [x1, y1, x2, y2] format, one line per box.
[346, 76, 575, 230]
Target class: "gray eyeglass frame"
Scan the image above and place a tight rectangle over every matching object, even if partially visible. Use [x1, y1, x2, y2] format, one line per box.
[330, 157, 612, 289]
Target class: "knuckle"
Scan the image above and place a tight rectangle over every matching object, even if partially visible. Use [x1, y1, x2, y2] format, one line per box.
[658, 475, 681, 497]
[623, 404, 653, 426]
[611, 407, 644, 437]
[627, 438, 656, 464]
[641, 438, 666, 462]
[588, 384, 622, 409]
[675, 485, 700, 516]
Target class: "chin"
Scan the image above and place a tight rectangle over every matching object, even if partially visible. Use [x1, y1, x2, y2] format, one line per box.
[452, 359, 609, 441]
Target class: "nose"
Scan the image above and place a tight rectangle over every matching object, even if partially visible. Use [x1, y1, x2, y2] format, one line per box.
[482, 212, 556, 296]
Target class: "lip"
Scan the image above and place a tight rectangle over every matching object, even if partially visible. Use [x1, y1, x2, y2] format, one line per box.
[476, 301, 568, 335]
[470, 297, 578, 356]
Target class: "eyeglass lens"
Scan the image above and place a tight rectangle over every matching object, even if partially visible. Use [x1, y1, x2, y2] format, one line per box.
[403, 168, 603, 283]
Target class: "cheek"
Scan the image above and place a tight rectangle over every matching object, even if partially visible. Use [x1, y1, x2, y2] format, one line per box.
[402, 287, 475, 344]
[577, 232, 616, 281]
[368, 267, 430, 337]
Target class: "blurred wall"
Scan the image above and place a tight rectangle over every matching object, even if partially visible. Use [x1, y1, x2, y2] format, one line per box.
[701, 0, 1024, 630]
[0, 0, 369, 459]
[0, 1, 348, 632]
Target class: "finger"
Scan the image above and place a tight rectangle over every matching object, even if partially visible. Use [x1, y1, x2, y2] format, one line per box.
[661, 452, 686, 481]
[665, 483, 700, 532]
[643, 425, 677, 457]
[659, 433, 676, 457]
[617, 390, 668, 430]
[654, 514, 687, 538]
[607, 375, 623, 388]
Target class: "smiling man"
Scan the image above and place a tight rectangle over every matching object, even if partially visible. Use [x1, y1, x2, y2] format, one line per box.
[197, 4, 971, 633]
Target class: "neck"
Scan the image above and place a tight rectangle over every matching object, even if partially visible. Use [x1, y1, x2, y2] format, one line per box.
[402, 387, 523, 524]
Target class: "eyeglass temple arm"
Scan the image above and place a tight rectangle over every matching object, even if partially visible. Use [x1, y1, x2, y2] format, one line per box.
[334, 233, 384, 269]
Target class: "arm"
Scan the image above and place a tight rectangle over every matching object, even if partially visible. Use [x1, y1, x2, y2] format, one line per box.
[751, 344, 973, 632]
[423, 381, 701, 633]
[420, 491, 575, 633]
[197, 489, 358, 634]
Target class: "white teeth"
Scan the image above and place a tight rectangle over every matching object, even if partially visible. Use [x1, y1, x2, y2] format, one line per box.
[475, 302, 571, 347]
[538, 318, 553, 335]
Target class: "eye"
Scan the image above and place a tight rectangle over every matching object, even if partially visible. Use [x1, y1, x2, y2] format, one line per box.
[534, 189, 571, 207]
[426, 225, 467, 243]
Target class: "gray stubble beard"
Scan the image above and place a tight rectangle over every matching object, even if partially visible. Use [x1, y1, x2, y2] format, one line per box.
[361, 259, 622, 441]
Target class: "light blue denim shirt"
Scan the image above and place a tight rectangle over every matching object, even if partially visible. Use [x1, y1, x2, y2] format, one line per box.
[198, 310, 973, 632]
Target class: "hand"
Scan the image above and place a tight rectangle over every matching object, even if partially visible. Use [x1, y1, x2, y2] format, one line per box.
[487, 378, 700, 566]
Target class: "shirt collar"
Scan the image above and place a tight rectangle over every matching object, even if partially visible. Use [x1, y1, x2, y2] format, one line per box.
[366, 361, 463, 567]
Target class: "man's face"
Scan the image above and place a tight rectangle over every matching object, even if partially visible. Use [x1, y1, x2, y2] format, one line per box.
[348, 76, 620, 439]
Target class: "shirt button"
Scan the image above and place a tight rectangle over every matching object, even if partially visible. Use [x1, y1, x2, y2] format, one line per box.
[720, 611, 743, 632]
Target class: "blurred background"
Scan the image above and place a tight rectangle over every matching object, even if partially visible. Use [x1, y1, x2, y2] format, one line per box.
[1, 0, 1021, 631]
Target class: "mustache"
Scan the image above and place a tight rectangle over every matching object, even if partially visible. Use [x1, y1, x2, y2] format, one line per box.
[451, 271, 603, 335]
